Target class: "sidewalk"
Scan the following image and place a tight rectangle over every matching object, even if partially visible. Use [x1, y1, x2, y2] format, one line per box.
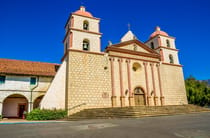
[0, 118, 68, 124]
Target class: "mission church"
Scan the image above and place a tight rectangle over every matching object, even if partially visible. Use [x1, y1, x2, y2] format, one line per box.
[0, 6, 187, 117]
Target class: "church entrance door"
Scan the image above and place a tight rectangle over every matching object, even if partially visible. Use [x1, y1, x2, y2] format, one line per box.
[134, 87, 146, 106]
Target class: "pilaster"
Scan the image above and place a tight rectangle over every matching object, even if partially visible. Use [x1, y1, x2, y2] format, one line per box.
[0, 102, 2, 116]
[159, 49, 164, 61]
[110, 57, 117, 107]
[111, 96, 117, 107]
[120, 96, 125, 107]
[70, 16, 74, 28]
[150, 63, 158, 106]
[143, 62, 150, 106]
[160, 96, 165, 106]
[118, 58, 125, 107]
[129, 97, 135, 106]
[156, 63, 165, 106]
[126, 59, 134, 106]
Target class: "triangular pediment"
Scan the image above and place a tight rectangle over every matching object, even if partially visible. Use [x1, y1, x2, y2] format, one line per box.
[108, 39, 157, 54]
[106, 39, 160, 60]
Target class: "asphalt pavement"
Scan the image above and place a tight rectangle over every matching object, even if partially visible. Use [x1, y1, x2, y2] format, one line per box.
[0, 112, 210, 138]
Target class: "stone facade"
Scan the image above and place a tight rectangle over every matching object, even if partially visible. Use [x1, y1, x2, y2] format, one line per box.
[66, 50, 112, 114]
[40, 6, 188, 115]
[160, 64, 187, 105]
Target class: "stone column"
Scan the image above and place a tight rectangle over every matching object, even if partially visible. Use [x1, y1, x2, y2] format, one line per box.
[118, 58, 125, 107]
[109, 57, 117, 107]
[28, 102, 31, 112]
[28, 102, 33, 112]
[126, 59, 134, 106]
[143, 62, 150, 106]
[156, 64, 165, 106]
[150, 63, 158, 106]
[0, 102, 2, 116]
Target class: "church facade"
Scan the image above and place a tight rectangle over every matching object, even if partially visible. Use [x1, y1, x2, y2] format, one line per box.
[40, 6, 188, 115]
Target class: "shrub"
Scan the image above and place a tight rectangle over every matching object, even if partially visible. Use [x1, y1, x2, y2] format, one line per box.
[26, 109, 67, 120]
[0, 115, 2, 120]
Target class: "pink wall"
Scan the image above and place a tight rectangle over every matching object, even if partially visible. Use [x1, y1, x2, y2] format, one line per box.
[2, 98, 27, 117]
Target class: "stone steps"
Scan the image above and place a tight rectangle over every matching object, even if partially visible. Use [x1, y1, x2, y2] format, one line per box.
[67, 105, 210, 120]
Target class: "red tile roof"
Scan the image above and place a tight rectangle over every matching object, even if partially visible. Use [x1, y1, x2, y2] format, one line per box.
[0, 58, 60, 77]
[73, 6, 93, 18]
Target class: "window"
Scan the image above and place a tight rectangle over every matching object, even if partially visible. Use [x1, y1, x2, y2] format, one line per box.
[83, 21, 89, 30]
[134, 87, 144, 94]
[169, 54, 174, 64]
[166, 39, 170, 47]
[83, 39, 89, 51]
[151, 42, 154, 49]
[0, 76, 6, 84]
[132, 62, 141, 72]
[30, 77, 37, 85]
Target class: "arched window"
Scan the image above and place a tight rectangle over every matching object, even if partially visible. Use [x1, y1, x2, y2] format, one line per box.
[169, 54, 174, 64]
[83, 21, 89, 30]
[83, 39, 89, 51]
[151, 42, 154, 49]
[134, 87, 144, 94]
[166, 39, 170, 47]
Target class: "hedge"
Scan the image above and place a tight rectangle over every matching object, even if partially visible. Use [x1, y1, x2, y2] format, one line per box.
[26, 109, 67, 120]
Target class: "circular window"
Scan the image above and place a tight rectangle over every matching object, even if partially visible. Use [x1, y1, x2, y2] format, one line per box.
[132, 62, 141, 72]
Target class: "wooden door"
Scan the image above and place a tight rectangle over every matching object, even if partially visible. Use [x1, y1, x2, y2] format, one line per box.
[18, 104, 25, 118]
[134, 94, 145, 106]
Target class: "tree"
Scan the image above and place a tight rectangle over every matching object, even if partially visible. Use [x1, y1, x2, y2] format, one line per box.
[185, 76, 210, 106]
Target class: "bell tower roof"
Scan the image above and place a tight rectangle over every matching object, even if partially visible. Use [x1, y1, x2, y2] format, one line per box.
[73, 6, 93, 18]
[150, 26, 169, 39]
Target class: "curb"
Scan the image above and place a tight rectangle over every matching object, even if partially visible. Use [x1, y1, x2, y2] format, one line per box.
[0, 121, 68, 125]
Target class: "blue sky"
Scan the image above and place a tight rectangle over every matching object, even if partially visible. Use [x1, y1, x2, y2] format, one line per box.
[0, 0, 210, 80]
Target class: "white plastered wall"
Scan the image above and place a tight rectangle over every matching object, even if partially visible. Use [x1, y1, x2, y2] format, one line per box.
[40, 59, 67, 110]
[72, 15, 99, 32]
[71, 30, 101, 52]
[162, 49, 179, 64]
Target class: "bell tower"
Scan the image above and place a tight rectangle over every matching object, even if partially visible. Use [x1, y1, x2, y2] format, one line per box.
[145, 26, 180, 65]
[63, 6, 102, 53]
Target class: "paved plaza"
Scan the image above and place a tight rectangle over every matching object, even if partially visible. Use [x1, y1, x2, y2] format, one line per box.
[0, 112, 210, 138]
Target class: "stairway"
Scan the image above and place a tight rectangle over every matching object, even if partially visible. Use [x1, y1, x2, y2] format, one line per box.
[67, 105, 210, 120]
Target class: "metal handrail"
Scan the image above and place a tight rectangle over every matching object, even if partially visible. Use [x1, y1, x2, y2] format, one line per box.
[68, 103, 86, 111]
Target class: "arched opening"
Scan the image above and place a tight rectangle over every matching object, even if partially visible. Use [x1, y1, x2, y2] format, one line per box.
[83, 39, 89, 51]
[2, 94, 28, 118]
[166, 39, 170, 47]
[150, 42, 154, 49]
[83, 20, 89, 30]
[134, 87, 146, 106]
[33, 95, 44, 109]
[169, 54, 174, 64]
